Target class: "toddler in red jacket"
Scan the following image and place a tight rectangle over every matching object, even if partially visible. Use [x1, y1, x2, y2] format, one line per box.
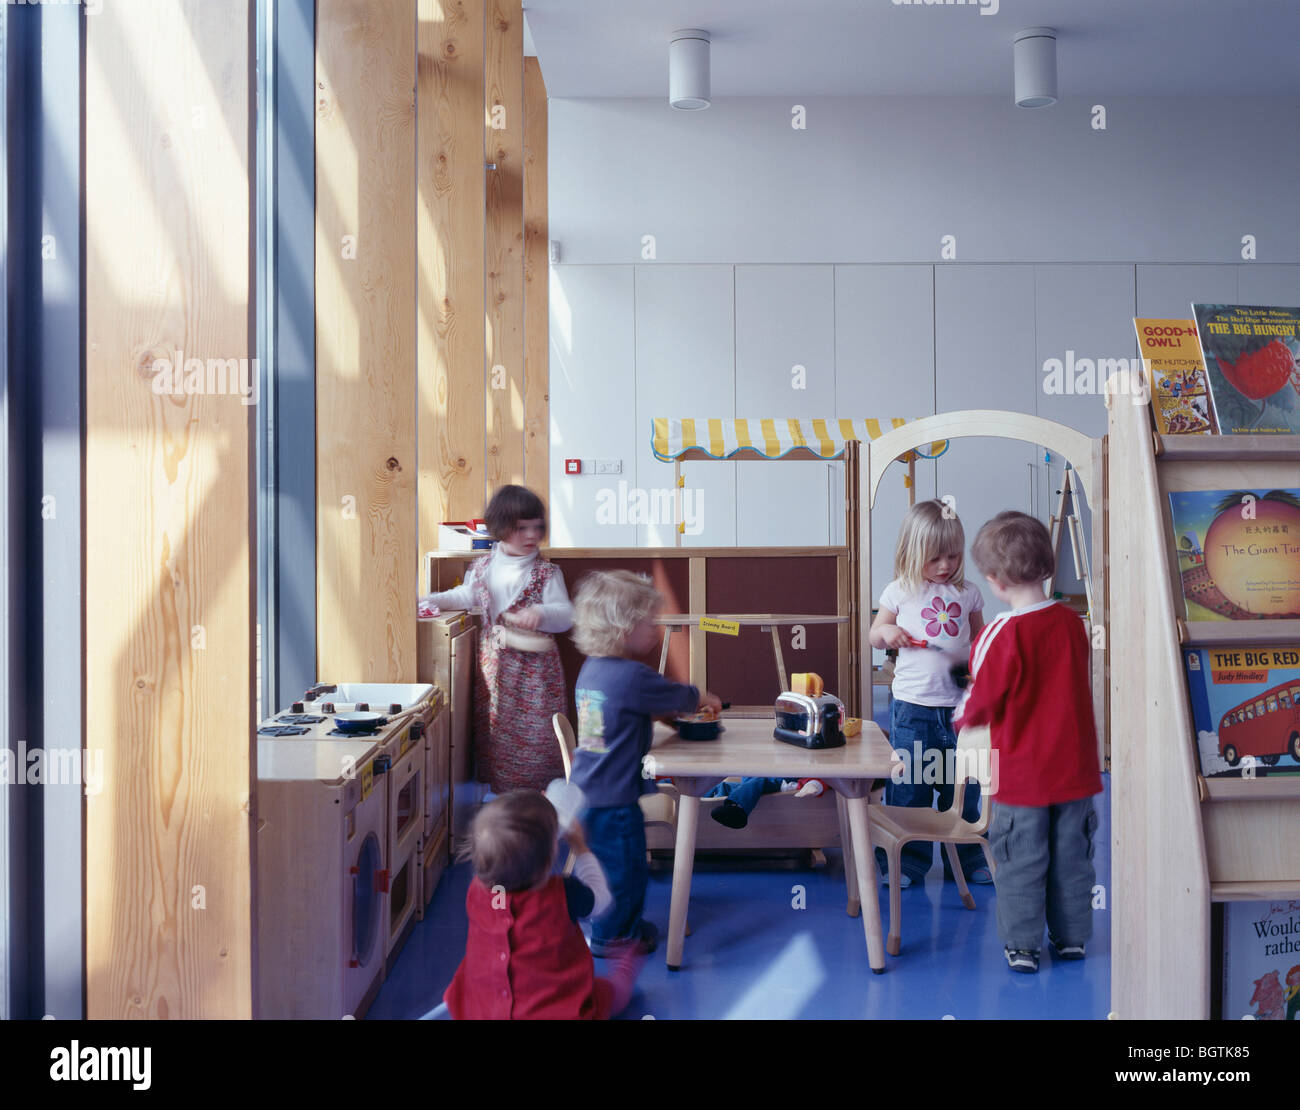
[954, 511, 1103, 974]
[444, 790, 644, 1019]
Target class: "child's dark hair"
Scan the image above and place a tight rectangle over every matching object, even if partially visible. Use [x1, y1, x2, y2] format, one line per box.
[970, 511, 1055, 585]
[458, 790, 557, 891]
[484, 484, 547, 541]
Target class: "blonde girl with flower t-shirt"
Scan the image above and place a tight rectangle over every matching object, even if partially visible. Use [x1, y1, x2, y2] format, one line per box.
[868, 499, 988, 888]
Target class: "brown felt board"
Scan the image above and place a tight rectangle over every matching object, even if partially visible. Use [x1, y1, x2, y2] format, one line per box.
[706, 557, 840, 706]
[550, 557, 692, 722]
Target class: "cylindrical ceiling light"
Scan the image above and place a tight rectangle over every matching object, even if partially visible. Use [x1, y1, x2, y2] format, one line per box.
[669, 29, 710, 110]
[1013, 27, 1057, 108]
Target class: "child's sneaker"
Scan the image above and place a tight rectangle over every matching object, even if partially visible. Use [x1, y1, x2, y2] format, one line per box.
[1004, 947, 1039, 973]
[1050, 939, 1086, 960]
[967, 866, 994, 885]
[710, 798, 748, 829]
[590, 920, 659, 959]
[878, 870, 912, 889]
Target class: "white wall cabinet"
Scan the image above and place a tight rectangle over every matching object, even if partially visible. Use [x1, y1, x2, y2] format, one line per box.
[734, 266, 836, 546]
[633, 265, 737, 547]
[933, 265, 1038, 612]
[548, 265, 637, 547]
[1033, 264, 1136, 596]
[834, 264, 937, 597]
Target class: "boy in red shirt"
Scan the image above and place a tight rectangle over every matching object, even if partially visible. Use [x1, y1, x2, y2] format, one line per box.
[955, 511, 1102, 974]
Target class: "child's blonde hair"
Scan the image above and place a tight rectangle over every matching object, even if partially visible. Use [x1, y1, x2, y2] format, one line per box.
[457, 790, 557, 892]
[894, 499, 966, 594]
[572, 570, 661, 657]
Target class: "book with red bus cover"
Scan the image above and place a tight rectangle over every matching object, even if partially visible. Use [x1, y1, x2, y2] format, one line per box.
[1183, 646, 1300, 777]
[1168, 488, 1300, 621]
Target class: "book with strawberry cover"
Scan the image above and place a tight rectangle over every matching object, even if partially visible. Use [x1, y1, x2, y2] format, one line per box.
[1168, 488, 1300, 620]
[1192, 304, 1300, 434]
[1134, 318, 1216, 434]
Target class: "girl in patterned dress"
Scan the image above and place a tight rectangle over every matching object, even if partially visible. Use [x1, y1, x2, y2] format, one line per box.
[421, 485, 572, 794]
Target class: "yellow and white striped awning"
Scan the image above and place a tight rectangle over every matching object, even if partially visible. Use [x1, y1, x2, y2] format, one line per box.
[651, 418, 947, 462]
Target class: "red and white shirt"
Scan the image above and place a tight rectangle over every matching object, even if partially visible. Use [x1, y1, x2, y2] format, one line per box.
[954, 599, 1101, 807]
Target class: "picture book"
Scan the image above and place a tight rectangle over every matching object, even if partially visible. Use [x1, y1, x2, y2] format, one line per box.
[1168, 488, 1300, 620]
[1221, 900, 1300, 1020]
[1134, 318, 1215, 434]
[1183, 645, 1300, 777]
[1192, 304, 1300, 435]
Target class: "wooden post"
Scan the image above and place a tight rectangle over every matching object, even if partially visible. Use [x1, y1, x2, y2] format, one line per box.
[843, 440, 861, 716]
[1107, 380, 1210, 1018]
[418, 0, 487, 545]
[674, 458, 683, 548]
[485, 0, 525, 493]
[85, 0, 254, 1018]
[317, 0, 418, 680]
[688, 557, 707, 690]
[523, 56, 549, 506]
[859, 441, 873, 716]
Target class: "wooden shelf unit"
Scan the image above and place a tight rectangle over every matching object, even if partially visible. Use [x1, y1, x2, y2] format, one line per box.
[1107, 385, 1300, 1020]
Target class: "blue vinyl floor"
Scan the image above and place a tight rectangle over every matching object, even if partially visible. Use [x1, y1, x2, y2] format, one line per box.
[369, 693, 1111, 1020]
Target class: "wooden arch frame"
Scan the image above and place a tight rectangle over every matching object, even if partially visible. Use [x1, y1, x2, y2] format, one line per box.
[858, 410, 1107, 735]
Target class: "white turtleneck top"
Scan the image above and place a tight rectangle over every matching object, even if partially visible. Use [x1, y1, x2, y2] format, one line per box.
[423, 547, 573, 633]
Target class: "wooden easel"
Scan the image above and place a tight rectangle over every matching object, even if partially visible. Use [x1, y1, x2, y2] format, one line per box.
[1047, 465, 1095, 620]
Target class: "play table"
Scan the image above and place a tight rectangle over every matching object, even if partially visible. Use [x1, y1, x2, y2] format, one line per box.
[646, 718, 899, 971]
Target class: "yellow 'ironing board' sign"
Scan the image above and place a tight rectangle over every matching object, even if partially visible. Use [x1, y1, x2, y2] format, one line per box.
[651, 418, 947, 461]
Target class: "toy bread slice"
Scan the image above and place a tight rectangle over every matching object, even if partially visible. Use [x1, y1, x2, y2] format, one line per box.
[790, 672, 824, 697]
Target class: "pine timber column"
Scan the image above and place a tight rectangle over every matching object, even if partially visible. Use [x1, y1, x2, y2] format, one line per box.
[418, 0, 486, 548]
[485, 0, 525, 495]
[317, 1, 418, 679]
[522, 56, 549, 507]
[85, 0, 254, 1018]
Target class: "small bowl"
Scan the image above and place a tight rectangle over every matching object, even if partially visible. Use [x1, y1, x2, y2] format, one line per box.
[673, 717, 723, 741]
[334, 711, 385, 733]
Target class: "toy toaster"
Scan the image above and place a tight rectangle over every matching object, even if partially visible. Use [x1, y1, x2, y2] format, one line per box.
[773, 672, 846, 749]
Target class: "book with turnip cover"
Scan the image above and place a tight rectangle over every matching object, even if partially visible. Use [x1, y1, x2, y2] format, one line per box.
[1168, 488, 1300, 621]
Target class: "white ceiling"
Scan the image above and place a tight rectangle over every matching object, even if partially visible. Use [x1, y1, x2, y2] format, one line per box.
[523, 0, 1300, 98]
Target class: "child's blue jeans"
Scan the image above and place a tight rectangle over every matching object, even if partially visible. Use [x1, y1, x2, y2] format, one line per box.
[706, 777, 783, 815]
[585, 803, 649, 945]
[876, 698, 985, 883]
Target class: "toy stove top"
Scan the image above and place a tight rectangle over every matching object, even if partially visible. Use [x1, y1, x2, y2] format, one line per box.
[257, 682, 435, 744]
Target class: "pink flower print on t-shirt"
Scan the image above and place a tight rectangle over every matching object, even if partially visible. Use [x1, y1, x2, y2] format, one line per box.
[921, 597, 961, 638]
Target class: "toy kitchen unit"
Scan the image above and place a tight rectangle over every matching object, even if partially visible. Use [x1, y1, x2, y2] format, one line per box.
[254, 682, 449, 1019]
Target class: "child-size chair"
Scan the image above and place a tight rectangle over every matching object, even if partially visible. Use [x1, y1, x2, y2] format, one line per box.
[868, 724, 996, 956]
